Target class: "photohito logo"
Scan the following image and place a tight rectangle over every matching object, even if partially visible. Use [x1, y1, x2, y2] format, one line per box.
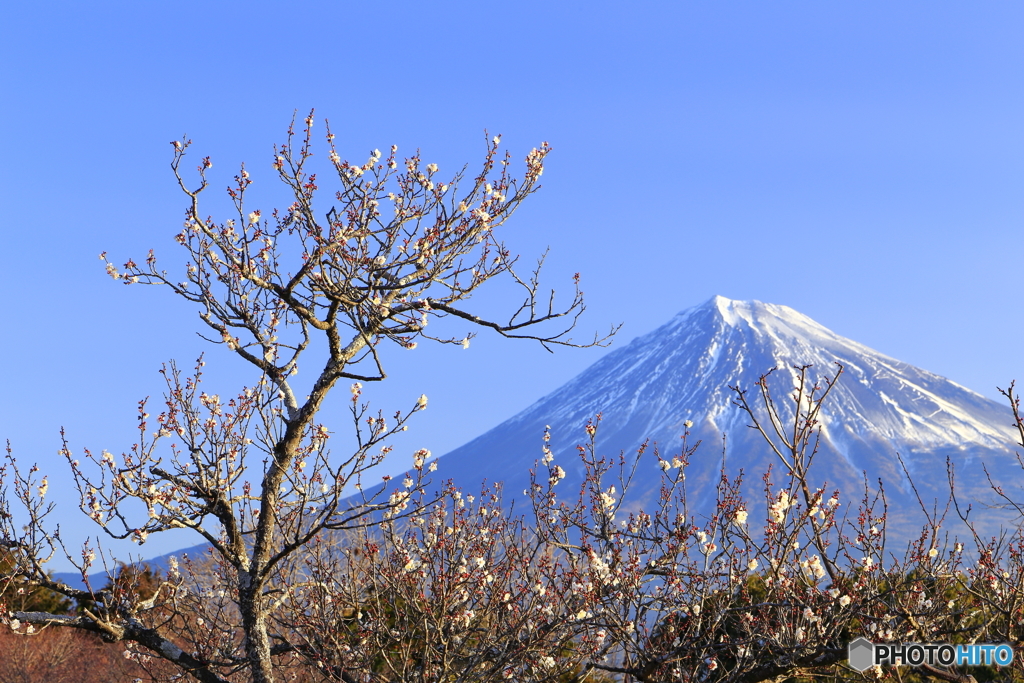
[848, 638, 1014, 672]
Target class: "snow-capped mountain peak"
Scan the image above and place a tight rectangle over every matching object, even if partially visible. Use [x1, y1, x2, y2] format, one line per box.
[434, 297, 1019, 538]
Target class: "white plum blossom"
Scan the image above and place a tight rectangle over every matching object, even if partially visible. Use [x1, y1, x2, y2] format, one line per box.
[770, 490, 795, 522]
[413, 449, 431, 469]
[387, 490, 411, 515]
[802, 554, 826, 580]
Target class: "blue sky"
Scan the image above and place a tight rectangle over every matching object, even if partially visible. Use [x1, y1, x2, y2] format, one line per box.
[2, 2, 1022, 567]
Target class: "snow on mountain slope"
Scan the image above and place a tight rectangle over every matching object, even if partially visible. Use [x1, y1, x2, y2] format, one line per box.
[432, 296, 1021, 539]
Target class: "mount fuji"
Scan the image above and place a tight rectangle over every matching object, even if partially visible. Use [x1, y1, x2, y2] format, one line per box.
[55, 296, 1022, 588]
[432, 296, 1022, 542]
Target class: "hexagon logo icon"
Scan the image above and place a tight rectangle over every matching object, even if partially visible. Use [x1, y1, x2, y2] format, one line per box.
[848, 637, 875, 672]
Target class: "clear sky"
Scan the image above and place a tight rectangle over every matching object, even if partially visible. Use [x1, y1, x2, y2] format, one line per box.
[2, 2, 1022, 568]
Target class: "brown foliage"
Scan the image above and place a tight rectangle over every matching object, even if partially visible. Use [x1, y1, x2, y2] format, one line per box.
[0, 627, 161, 683]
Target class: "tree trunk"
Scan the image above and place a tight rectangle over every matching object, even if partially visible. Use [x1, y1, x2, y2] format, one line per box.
[239, 573, 275, 683]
